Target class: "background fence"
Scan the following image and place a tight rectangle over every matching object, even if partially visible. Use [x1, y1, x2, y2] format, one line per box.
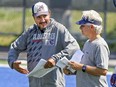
[0, 0, 116, 52]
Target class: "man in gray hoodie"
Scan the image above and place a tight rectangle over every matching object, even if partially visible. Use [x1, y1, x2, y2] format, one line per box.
[8, 2, 80, 87]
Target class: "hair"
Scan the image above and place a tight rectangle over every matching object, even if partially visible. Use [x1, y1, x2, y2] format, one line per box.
[93, 25, 103, 34]
[82, 10, 103, 34]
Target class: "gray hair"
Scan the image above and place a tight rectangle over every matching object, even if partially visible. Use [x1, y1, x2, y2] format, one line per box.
[93, 25, 103, 34]
[82, 10, 103, 34]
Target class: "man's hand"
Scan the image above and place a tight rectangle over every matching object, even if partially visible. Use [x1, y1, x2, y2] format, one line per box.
[44, 58, 55, 68]
[69, 61, 81, 70]
[63, 66, 72, 75]
[110, 73, 116, 87]
[13, 61, 29, 74]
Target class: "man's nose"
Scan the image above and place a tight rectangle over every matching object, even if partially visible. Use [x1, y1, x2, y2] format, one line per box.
[40, 16, 45, 22]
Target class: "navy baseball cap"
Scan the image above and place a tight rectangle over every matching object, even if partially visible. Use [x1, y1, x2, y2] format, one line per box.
[32, 2, 49, 17]
[76, 17, 101, 25]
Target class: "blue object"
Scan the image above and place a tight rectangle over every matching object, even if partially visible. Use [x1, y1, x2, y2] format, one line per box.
[113, 0, 116, 7]
[110, 74, 116, 87]
[0, 67, 112, 87]
[76, 17, 101, 25]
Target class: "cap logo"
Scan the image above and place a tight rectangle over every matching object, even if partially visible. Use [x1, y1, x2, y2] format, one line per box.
[82, 17, 94, 23]
[82, 16, 101, 25]
[38, 5, 44, 12]
[82, 17, 88, 21]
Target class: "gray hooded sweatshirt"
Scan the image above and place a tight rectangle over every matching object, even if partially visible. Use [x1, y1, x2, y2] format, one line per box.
[8, 18, 80, 87]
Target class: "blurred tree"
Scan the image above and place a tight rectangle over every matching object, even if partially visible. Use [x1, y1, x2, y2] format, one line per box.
[49, 0, 72, 30]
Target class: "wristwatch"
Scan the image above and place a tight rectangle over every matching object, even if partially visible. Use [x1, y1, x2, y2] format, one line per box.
[82, 65, 86, 72]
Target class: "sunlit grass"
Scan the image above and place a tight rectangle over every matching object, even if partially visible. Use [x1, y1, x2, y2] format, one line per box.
[0, 59, 8, 64]
[0, 8, 116, 48]
[0, 35, 17, 46]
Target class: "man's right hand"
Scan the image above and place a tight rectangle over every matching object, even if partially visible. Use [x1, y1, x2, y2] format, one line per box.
[13, 61, 29, 74]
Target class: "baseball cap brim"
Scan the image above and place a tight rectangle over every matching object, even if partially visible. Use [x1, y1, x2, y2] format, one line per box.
[76, 19, 87, 25]
[34, 11, 49, 17]
[76, 18, 101, 25]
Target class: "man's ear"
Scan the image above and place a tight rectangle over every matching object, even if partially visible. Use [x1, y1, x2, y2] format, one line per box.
[48, 10, 51, 17]
[90, 24, 94, 29]
[89, 25, 95, 32]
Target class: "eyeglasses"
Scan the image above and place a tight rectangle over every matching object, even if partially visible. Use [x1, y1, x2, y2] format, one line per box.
[79, 24, 91, 29]
[80, 25, 86, 29]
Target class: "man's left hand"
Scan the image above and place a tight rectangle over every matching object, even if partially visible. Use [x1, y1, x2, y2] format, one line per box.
[44, 58, 55, 68]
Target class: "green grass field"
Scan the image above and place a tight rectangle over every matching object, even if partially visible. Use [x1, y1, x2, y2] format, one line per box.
[0, 8, 116, 51]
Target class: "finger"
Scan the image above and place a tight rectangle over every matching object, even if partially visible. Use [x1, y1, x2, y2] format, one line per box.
[17, 68, 29, 74]
[13, 61, 22, 68]
[45, 64, 53, 68]
[70, 61, 75, 63]
[47, 58, 56, 66]
[44, 61, 54, 68]
[44, 63, 50, 68]
[21, 69, 29, 74]
[63, 69, 72, 75]
[63, 69, 69, 74]
[68, 61, 72, 65]
[64, 66, 68, 69]
[68, 62, 74, 67]
[14, 61, 21, 64]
